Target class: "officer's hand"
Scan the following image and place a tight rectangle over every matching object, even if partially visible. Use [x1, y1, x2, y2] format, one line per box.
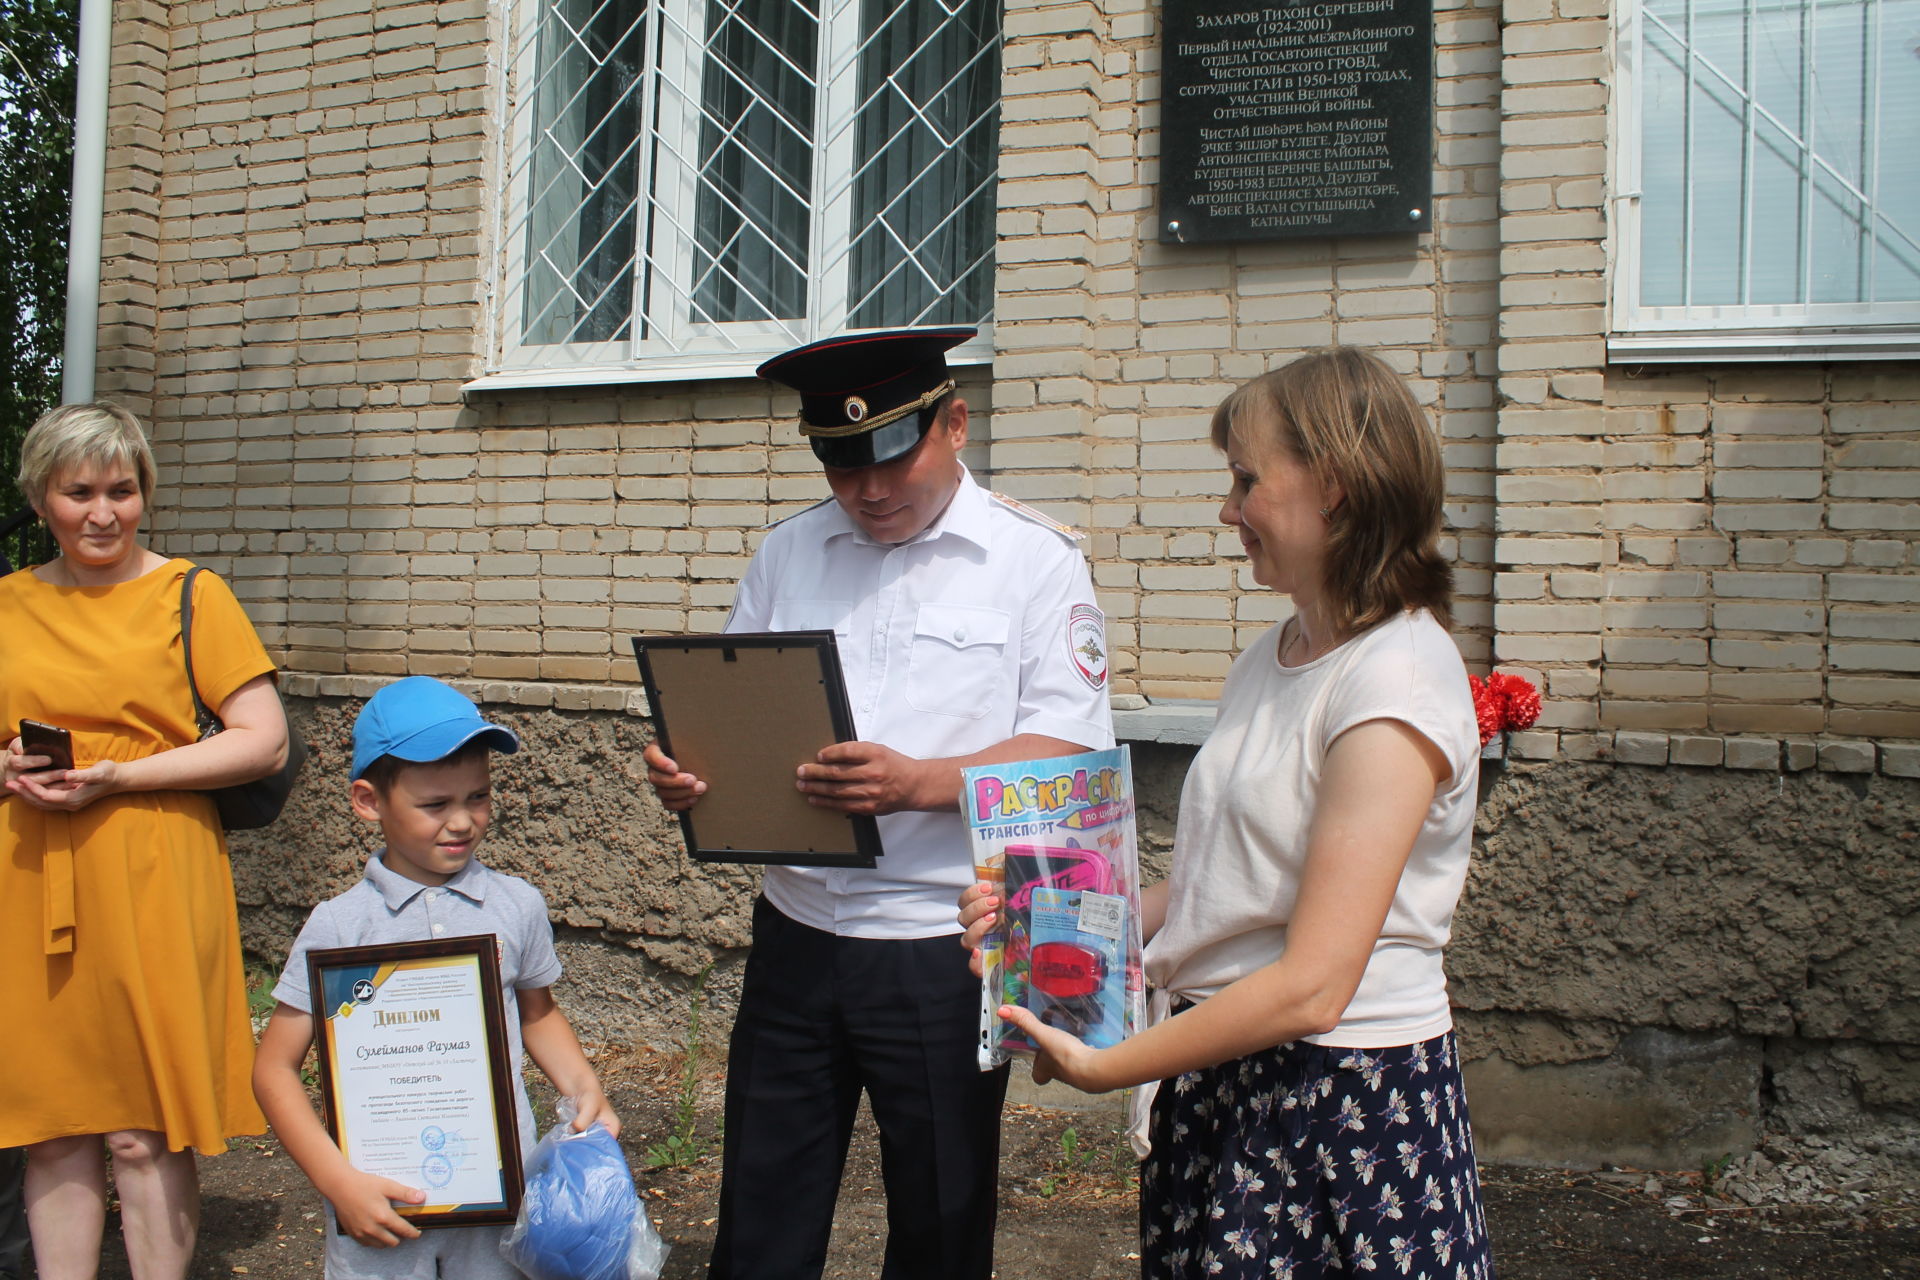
[797, 741, 929, 815]
[643, 743, 706, 811]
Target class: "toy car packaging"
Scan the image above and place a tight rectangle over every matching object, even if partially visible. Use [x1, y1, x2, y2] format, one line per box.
[961, 746, 1144, 1071]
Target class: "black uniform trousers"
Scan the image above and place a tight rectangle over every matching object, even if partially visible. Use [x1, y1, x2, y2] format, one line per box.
[709, 896, 1010, 1280]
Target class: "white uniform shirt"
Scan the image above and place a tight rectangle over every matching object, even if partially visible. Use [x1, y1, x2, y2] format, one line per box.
[726, 467, 1114, 939]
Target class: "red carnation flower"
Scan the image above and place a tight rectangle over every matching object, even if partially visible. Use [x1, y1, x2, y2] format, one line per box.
[1468, 674, 1502, 746]
[1489, 672, 1541, 731]
[1468, 671, 1542, 744]
[1485, 672, 1541, 731]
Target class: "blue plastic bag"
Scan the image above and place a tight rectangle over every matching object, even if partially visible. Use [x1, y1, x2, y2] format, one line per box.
[500, 1097, 670, 1280]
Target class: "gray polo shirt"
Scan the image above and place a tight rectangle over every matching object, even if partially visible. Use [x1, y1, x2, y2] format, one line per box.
[272, 851, 563, 1148]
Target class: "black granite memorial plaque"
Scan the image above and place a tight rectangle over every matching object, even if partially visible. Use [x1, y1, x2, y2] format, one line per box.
[1159, 0, 1434, 243]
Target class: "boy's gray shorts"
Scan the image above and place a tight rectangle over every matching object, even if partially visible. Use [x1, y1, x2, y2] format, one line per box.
[323, 1214, 522, 1280]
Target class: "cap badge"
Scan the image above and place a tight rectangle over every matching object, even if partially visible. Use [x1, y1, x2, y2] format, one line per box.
[843, 395, 867, 423]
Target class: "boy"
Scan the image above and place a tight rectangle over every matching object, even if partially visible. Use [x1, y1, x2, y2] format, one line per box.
[254, 676, 617, 1278]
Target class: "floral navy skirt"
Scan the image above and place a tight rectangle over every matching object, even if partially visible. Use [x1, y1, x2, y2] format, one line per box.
[1140, 1031, 1494, 1279]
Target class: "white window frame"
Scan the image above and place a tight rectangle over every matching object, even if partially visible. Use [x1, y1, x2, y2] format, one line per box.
[1610, 0, 1920, 363]
[473, 0, 999, 392]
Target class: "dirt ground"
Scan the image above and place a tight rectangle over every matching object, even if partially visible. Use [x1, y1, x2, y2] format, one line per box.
[75, 1045, 1920, 1280]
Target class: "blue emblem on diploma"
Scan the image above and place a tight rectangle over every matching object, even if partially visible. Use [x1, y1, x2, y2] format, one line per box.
[421, 1153, 454, 1188]
[420, 1125, 446, 1151]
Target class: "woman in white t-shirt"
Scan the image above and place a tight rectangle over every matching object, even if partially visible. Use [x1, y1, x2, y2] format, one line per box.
[963, 347, 1493, 1279]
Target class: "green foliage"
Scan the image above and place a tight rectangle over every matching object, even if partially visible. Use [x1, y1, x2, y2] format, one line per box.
[1037, 1124, 1088, 1196]
[245, 959, 279, 1024]
[245, 959, 318, 1089]
[1037, 1123, 1137, 1198]
[646, 962, 718, 1170]
[0, 0, 76, 569]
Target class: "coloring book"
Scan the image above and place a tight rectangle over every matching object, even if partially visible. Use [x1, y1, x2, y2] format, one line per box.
[961, 747, 1144, 1070]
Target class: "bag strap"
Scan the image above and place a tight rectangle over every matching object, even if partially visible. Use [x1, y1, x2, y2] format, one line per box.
[180, 566, 221, 736]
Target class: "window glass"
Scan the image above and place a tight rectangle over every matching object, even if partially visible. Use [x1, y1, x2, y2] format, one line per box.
[493, 0, 1001, 378]
[691, 0, 817, 324]
[848, 0, 1000, 329]
[522, 0, 647, 346]
[1625, 0, 1920, 329]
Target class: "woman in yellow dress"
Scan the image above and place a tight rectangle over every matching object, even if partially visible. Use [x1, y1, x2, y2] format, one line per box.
[0, 404, 290, 1280]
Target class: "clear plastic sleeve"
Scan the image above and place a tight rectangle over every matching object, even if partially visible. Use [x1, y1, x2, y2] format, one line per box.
[498, 1096, 672, 1280]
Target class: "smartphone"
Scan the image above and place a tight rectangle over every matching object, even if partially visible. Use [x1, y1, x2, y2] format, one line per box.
[18, 719, 74, 773]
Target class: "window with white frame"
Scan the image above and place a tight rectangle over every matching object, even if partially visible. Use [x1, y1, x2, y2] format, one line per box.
[480, 0, 1001, 386]
[1613, 0, 1920, 360]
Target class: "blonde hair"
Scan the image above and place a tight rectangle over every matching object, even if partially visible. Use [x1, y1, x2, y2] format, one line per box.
[1210, 347, 1453, 634]
[15, 403, 157, 512]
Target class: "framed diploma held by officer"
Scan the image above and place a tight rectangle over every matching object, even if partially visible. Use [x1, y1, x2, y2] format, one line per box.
[632, 630, 884, 868]
[307, 935, 523, 1228]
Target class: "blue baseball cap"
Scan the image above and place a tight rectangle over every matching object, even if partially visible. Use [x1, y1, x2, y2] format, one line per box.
[351, 676, 520, 781]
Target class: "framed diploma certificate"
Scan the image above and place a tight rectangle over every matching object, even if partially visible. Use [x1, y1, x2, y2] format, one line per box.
[307, 936, 523, 1228]
[632, 631, 884, 868]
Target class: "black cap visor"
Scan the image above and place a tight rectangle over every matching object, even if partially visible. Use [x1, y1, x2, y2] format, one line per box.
[809, 407, 937, 469]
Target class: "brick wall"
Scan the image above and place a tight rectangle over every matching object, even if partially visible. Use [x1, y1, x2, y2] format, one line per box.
[1498, 364, 1920, 771]
[996, 0, 1506, 700]
[95, 0, 1917, 764]
[1487, 0, 1919, 769]
[119, 0, 494, 662]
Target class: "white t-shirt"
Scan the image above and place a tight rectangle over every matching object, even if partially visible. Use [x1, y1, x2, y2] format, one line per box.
[1143, 609, 1479, 1048]
[725, 467, 1115, 940]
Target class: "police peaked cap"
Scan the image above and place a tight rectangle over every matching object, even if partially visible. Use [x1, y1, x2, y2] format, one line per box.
[756, 327, 974, 468]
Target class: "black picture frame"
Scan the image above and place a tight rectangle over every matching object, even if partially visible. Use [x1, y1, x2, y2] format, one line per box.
[306, 935, 523, 1229]
[632, 631, 885, 867]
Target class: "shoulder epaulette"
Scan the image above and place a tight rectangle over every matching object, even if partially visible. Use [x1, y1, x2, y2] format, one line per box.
[989, 491, 1085, 542]
[761, 494, 838, 531]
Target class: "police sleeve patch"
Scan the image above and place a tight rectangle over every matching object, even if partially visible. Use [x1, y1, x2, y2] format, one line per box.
[1066, 603, 1108, 689]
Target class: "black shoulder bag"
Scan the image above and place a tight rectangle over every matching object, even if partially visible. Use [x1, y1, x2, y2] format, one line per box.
[181, 565, 308, 830]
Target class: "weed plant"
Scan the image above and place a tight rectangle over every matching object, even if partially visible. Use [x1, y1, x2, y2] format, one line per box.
[647, 962, 717, 1169]
[1038, 1123, 1138, 1198]
[246, 958, 317, 1088]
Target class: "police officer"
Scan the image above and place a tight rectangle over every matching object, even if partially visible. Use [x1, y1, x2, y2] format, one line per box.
[643, 327, 1114, 1279]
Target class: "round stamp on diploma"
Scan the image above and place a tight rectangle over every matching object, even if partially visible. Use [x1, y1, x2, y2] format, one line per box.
[420, 1153, 454, 1189]
[419, 1125, 446, 1151]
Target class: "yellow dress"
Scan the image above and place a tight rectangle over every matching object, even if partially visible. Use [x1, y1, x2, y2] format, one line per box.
[0, 557, 272, 1153]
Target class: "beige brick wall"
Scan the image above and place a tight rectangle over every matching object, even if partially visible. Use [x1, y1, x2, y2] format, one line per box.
[997, 0, 1506, 700]
[1501, 365, 1920, 753]
[129, 0, 495, 659]
[1488, 0, 1920, 758]
[97, 0, 1916, 759]
[94, 0, 168, 412]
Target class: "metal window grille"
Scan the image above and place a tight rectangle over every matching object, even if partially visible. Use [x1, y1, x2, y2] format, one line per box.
[1615, 0, 1920, 335]
[486, 0, 1001, 383]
